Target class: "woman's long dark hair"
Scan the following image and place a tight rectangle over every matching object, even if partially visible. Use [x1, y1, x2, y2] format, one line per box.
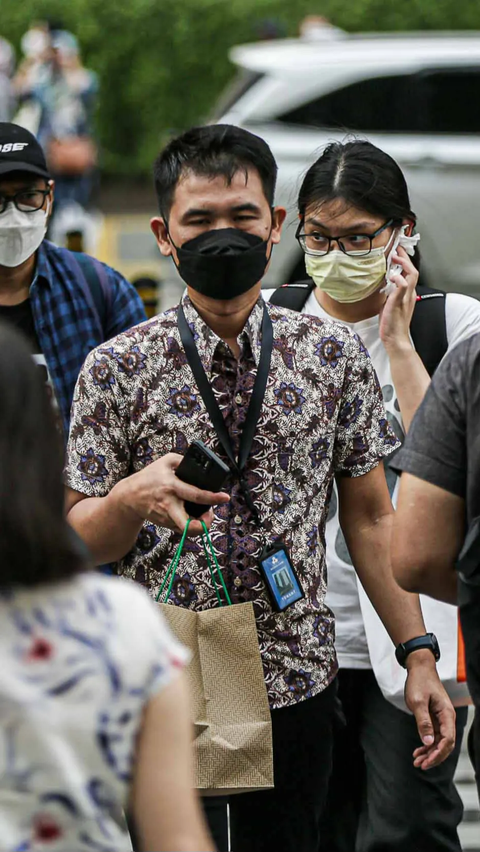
[298, 140, 419, 267]
[0, 322, 87, 586]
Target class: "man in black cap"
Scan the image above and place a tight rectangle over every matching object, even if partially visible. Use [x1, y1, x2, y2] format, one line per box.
[0, 122, 146, 436]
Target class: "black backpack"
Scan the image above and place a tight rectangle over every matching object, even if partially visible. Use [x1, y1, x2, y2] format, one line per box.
[269, 280, 447, 377]
[73, 251, 110, 331]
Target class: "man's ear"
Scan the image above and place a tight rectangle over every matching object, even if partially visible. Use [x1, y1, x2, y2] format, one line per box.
[271, 206, 287, 245]
[46, 179, 55, 219]
[151, 217, 173, 257]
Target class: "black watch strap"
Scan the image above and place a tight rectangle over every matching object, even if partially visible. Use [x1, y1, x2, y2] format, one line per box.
[395, 633, 441, 668]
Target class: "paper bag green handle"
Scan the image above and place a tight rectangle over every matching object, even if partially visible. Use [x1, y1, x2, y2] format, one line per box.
[156, 518, 232, 607]
[200, 520, 232, 606]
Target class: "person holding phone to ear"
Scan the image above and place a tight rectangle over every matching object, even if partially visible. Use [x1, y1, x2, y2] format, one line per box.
[266, 139, 480, 852]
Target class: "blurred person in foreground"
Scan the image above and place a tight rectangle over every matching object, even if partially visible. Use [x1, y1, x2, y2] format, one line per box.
[392, 334, 480, 799]
[0, 121, 146, 437]
[0, 321, 218, 851]
[64, 123, 455, 852]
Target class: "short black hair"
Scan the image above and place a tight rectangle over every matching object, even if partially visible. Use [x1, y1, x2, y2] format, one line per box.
[0, 322, 88, 588]
[153, 124, 277, 218]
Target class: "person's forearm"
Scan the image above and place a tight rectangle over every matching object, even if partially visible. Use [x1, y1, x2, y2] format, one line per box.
[386, 343, 430, 432]
[393, 474, 465, 606]
[67, 478, 143, 565]
[393, 551, 459, 605]
[66, 452, 231, 563]
[132, 678, 215, 852]
[344, 512, 427, 645]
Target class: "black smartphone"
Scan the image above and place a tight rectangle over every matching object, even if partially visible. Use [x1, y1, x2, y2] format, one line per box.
[175, 440, 230, 518]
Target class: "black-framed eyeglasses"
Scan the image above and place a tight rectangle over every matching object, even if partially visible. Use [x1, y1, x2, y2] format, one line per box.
[0, 188, 51, 215]
[296, 218, 394, 257]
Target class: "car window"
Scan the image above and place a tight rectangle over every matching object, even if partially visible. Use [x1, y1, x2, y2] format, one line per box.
[278, 69, 480, 134]
[422, 69, 480, 133]
[278, 74, 422, 133]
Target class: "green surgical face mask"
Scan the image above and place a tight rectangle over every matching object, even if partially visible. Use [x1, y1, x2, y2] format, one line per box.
[305, 237, 394, 304]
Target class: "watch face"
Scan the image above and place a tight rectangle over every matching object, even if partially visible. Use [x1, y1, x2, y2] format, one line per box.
[395, 634, 440, 668]
[429, 633, 440, 659]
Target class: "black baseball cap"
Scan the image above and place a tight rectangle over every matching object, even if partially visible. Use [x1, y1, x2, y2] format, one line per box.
[0, 123, 50, 180]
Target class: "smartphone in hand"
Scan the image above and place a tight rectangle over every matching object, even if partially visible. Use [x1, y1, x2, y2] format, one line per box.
[175, 440, 230, 518]
[385, 225, 408, 288]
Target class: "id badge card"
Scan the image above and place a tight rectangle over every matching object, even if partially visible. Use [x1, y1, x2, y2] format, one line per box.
[258, 544, 304, 612]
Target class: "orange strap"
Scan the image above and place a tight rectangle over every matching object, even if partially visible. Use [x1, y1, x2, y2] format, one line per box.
[457, 614, 467, 682]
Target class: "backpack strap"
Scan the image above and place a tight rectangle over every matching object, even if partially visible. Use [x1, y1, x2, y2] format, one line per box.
[268, 280, 316, 312]
[270, 280, 447, 377]
[73, 251, 111, 333]
[410, 284, 447, 377]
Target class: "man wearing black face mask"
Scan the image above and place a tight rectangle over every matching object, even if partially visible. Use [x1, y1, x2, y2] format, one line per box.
[64, 125, 456, 852]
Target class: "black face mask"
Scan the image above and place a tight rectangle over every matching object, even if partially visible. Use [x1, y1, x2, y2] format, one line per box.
[172, 227, 272, 300]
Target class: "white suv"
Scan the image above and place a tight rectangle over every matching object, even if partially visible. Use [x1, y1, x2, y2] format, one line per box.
[214, 31, 480, 296]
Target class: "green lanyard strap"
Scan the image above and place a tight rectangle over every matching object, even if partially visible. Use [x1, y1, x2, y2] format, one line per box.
[156, 519, 232, 607]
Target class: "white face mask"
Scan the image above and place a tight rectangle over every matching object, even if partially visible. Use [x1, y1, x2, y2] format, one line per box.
[305, 231, 396, 304]
[0, 203, 49, 268]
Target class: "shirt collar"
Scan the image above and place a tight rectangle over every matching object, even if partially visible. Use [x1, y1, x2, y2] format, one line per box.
[180, 291, 265, 376]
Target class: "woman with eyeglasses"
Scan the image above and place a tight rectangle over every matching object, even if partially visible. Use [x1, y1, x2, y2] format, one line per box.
[0, 321, 214, 851]
[266, 139, 480, 852]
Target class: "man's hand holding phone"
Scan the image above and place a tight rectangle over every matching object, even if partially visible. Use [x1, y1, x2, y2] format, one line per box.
[118, 451, 229, 536]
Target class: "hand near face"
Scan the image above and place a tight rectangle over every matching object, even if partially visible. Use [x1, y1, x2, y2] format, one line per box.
[379, 246, 419, 352]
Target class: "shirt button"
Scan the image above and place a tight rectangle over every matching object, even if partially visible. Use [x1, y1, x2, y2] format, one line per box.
[234, 577, 242, 588]
[234, 515, 242, 525]
[235, 394, 242, 404]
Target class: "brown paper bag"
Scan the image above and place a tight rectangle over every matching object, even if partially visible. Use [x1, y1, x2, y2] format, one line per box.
[159, 600, 274, 796]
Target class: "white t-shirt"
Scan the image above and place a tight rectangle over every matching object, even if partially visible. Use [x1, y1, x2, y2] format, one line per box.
[0, 573, 187, 851]
[264, 287, 480, 668]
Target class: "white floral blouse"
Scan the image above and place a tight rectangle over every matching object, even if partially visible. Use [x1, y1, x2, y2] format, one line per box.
[0, 573, 186, 851]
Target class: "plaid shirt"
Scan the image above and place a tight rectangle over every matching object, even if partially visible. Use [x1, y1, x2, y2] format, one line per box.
[30, 240, 146, 435]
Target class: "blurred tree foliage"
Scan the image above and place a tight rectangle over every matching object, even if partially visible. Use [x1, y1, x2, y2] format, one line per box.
[2, 0, 479, 176]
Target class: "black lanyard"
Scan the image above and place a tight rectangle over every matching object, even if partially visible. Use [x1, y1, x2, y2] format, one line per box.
[177, 303, 273, 522]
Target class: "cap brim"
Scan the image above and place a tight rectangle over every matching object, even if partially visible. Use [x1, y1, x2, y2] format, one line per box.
[0, 161, 50, 180]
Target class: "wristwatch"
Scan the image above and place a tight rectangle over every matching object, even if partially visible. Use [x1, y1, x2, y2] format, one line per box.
[395, 633, 441, 668]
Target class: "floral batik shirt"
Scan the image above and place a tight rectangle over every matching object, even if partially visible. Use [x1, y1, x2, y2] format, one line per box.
[65, 294, 399, 709]
[0, 573, 186, 851]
